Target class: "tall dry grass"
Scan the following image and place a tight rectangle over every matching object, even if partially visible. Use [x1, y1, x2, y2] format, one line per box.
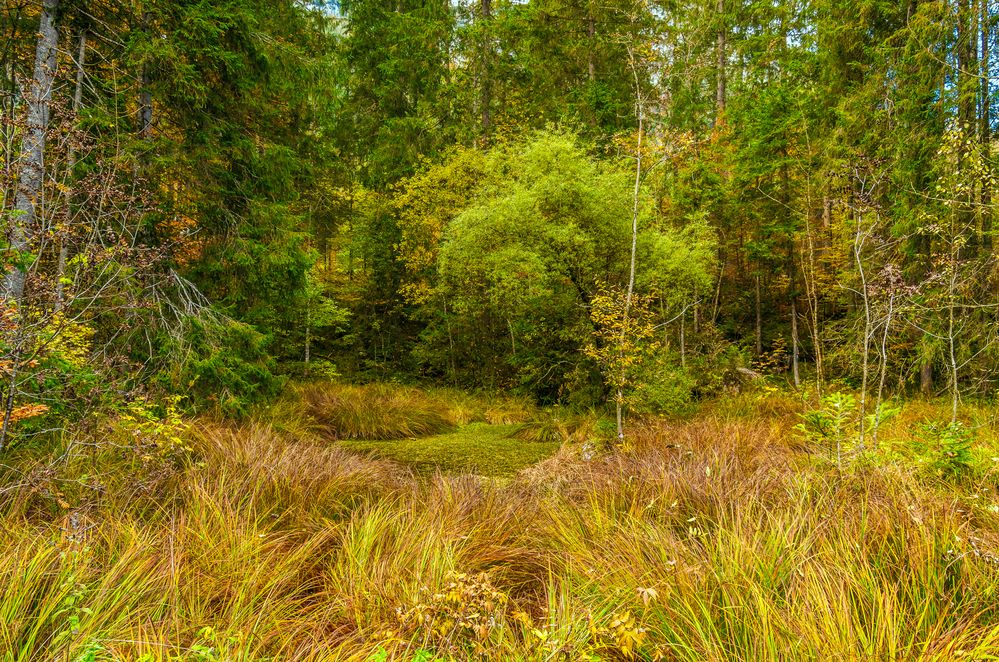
[293, 382, 535, 440]
[1, 393, 998, 660]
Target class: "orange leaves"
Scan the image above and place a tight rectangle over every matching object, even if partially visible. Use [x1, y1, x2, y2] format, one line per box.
[159, 213, 204, 266]
[7, 403, 49, 424]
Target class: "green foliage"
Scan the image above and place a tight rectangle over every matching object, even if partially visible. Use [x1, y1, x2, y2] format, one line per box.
[795, 391, 858, 457]
[116, 396, 192, 464]
[393, 131, 717, 404]
[914, 421, 976, 480]
[336, 0, 459, 186]
[0, 315, 103, 446]
[629, 354, 697, 417]
[156, 318, 282, 418]
[430, 132, 635, 395]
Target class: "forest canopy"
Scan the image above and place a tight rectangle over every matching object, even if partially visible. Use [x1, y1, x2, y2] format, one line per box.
[0, 0, 996, 433]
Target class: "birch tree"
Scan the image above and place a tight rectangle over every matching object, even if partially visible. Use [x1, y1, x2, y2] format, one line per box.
[4, 0, 59, 305]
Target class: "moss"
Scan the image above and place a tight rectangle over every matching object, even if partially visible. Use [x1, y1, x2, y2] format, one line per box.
[339, 422, 559, 477]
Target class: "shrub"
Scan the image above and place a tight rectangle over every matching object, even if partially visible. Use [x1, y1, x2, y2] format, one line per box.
[629, 355, 697, 417]
[795, 391, 858, 460]
[914, 420, 976, 479]
[156, 317, 283, 418]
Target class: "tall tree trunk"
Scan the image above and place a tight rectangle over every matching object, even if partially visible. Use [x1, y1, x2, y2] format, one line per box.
[872, 288, 895, 448]
[588, 12, 596, 82]
[946, 229, 961, 423]
[587, 3, 596, 128]
[957, 0, 976, 133]
[617, 52, 643, 441]
[754, 274, 762, 356]
[56, 30, 88, 313]
[790, 298, 800, 388]
[802, 205, 824, 394]
[4, 0, 60, 304]
[138, 12, 153, 141]
[980, 0, 992, 251]
[710, 254, 723, 324]
[693, 286, 700, 334]
[714, 0, 726, 125]
[956, 0, 977, 249]
[680, 308, 686, 368]
[920, 360, 934, 396]
[479, 0, 492, 145]
[2, 3, 27, 209]
[303, 299, 311, 377]
[854, 211, 872, 449]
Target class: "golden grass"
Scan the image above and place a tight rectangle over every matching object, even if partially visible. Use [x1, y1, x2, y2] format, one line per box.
[1, 391, 998, 660]
[293, 382, 535, 441]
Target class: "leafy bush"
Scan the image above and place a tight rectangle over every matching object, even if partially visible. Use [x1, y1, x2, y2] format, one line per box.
[156, 317, 283, 418]
[795, 391, 857, 460]
[795, 391, 899, 460]
[116, 396, 193, 464]
[0, 314, 104, 448]
[630, 355, 697, 417]
[396, 571, 510, 656]
[914, 420, 976, 479]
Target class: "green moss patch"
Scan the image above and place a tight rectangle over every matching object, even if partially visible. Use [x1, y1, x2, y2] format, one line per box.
[339, 422, 560, 477]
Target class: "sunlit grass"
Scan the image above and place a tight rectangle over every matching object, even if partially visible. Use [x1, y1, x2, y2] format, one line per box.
[340, 422, 560, 476]
[1, 387, 998, 660]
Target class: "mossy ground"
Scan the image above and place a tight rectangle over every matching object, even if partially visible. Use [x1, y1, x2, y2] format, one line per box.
[339, 422, 560, 476]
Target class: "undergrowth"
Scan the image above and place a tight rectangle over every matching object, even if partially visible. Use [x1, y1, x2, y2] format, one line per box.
[0, 388, 998, 660]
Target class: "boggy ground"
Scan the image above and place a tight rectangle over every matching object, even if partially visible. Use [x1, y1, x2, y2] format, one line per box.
[1, 384, 999, 661]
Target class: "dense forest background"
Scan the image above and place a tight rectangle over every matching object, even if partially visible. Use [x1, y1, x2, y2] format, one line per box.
[4, 2, 999, 660]
[1, 0, 997, 437]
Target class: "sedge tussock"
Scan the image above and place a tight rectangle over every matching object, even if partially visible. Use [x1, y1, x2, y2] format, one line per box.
[1, 398, 998, 660]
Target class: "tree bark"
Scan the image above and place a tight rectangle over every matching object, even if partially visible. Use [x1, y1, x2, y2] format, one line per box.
[680, 308, 686, 368]
[617, 51, 643, 441]
[138, 12, 154, 140]
[854, 210, 872, 448]
[588, 12, 596, 82]
[587, 4, 596, 128]
[980, 0, 991, 251]
[714, 0, 726, 124]
[754, 274, 762, 356]
[802, 206, 824, 393]
[479, 0, 492, 145]
[303, 304, 311, 377]
[790, 298, 800, 388]
[920, 360, 933, 396]
[872, 288, 895, 447]
[957, 0, 976, 134]
[4, 0, 60, 305]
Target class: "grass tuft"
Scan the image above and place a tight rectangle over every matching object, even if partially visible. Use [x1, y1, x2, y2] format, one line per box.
[299, 382, 455, 440]
[2, 388, 998, 660]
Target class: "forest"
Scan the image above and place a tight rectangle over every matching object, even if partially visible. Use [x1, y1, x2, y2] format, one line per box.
[0, 0, 998, 659]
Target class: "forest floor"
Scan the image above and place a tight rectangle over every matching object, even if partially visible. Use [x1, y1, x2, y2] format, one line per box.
[2, 382, 999, 661]
[339, 422, 560, 477]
